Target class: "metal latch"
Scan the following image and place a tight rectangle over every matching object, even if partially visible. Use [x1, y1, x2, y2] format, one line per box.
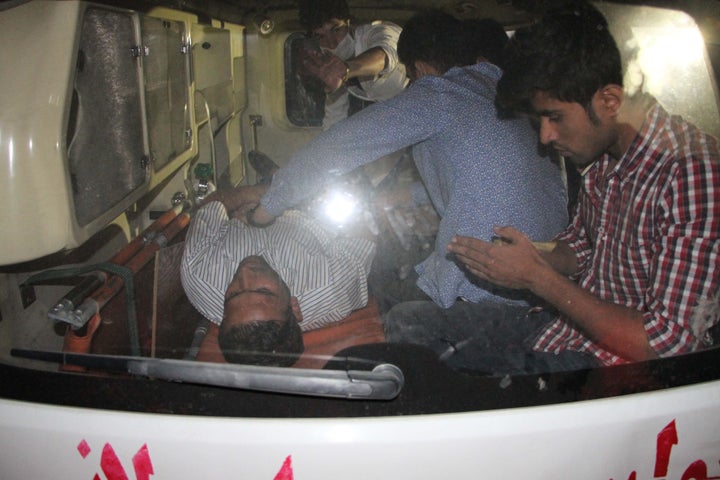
[250, 115, 263, 151]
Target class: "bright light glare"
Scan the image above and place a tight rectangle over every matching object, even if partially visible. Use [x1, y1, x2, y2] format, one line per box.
[626, 25, 704, 96]
[323, 191, 357, 224]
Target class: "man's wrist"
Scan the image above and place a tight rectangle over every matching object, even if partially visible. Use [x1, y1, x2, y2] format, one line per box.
[246, 204, 276, 227]
[341, 61, 351, 84]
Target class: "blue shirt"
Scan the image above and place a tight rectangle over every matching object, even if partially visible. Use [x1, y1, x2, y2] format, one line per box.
[262, 63, 568, 308]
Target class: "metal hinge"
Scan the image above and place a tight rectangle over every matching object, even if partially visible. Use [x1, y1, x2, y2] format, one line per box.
[130, 45, 149, 57]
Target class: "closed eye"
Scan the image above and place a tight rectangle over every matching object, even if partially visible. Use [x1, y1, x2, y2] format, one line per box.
[224, 288, 277, 307]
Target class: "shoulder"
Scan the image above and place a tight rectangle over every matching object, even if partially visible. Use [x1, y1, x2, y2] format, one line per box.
[409, 64, 498, 107]
[445, 63, 501, 92]
[648, 103, 719, 163]
[354, 21, 402, 46]
[184, 201, 230, 253]
[633, 106, 720, 216]
[357, 20, 402, 34]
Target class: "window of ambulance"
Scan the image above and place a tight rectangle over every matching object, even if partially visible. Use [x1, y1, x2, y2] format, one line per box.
[0, 0, 718, 419]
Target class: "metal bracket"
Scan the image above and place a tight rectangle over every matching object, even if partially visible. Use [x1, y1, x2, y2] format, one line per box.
[250, 115, 263, 151]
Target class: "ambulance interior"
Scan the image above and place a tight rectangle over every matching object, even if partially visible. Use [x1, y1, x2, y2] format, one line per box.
[0, 0, 719, 415]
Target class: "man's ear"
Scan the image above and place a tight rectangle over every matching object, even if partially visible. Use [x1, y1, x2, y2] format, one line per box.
[290, 296, 304, 323]
[598, 84, 624, 117]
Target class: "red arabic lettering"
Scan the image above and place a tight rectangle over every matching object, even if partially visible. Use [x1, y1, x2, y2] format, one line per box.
[77, 439, 92, 459]
[273, 455, 294, 480]
[655, 420, 679, 477]
[132, 444, 155, 480]
[100, 444, 129, 480]
[610, 420, 720, 480]
[77, 440, 154, 480]
[681, 460, 720, 480]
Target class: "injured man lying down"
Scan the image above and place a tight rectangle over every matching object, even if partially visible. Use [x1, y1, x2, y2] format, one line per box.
[180, 185, 376, 367]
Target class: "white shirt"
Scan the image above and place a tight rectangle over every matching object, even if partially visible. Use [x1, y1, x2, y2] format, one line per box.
[324, 21, 408, 128]
[181, 202, 375, 330]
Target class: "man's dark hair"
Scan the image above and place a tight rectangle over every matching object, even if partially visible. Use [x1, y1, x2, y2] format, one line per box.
[218, 307, 304, 367]
[497, 1, 623, 115]
[298, 0, 351, 31]
[397, 10, 476, 76]
[462, 18, 508, 67]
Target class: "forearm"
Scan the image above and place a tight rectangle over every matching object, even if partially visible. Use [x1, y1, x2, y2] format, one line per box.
[262, 90, 435, 216]
[538, 240, 578, 277]
[209, 184, 267, 214]
[346, 47, 387, 78]
[449, 228, 656, 362]
[529, 267, 657, 361]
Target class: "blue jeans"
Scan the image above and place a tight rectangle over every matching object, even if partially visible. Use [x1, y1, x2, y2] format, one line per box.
[384, 300, 598, 376]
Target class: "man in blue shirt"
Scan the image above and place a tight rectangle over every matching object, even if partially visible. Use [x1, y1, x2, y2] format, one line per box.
[249, 11, 568, 311]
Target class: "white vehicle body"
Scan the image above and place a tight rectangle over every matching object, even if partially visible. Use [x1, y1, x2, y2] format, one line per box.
[0, 381, 719, 479]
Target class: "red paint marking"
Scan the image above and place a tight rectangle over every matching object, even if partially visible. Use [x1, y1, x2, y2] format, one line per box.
[100, 443, 129, 480]
[273, 455, 294, 480]
[132, 444, 154, 480]
[93, 475, 102, 480]
[681, 460, 720, 480]
[610, 471, 637, 480]
[654, 420, 678, 477]
[77, 439, 91, 459]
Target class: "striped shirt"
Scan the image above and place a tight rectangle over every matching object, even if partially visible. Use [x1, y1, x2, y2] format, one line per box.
[533, 101, 720, 365]
[180, 202, 375, 330]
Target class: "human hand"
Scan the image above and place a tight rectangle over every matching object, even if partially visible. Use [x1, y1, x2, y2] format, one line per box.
[207, 185, 267, 215]
[229, 200, 259, 221]
[234, 184, 266, 205]
[447, 226, 548, 290]
[246, 204, 277, 227]
[302, 49, 349, 93]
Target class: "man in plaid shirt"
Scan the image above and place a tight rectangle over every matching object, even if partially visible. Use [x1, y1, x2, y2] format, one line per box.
[387, 2, 719, 374]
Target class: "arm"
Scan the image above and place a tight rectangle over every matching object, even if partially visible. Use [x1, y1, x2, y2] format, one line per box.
[346, 47, 388, 78]
[448, 226, 657, 361]
[205, 184, 268, 220]
[254, 81, 446, 225]
[537, 240, 578, 277]
[304, 47, 388, 94]
[308, 21, 402, 94]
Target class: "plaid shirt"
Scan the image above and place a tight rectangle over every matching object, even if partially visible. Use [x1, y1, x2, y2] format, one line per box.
[533, 101, 720, 365]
